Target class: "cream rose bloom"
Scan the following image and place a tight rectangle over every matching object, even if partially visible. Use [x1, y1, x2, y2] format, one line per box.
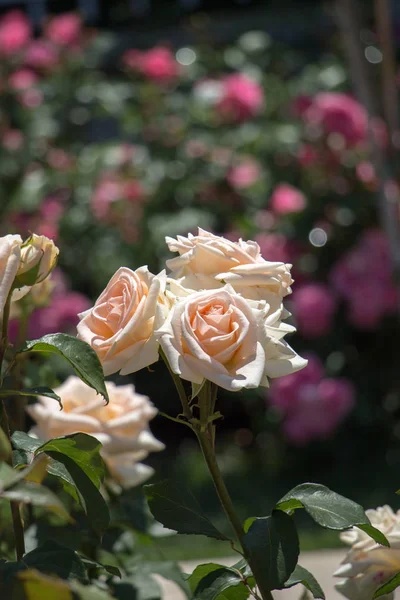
[156, 284, 306, 392]
[0, 234, 23, 315]
[27, 376, 165, 488]
[335, 505, 400, 600]
[166, 228, 293, 300]
[77, 266, 168, 376]
[17, 234, 59, 285]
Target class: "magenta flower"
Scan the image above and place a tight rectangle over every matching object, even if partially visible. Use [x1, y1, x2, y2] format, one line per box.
[227, 159, 261, 189]
[268, 355, 354, 445]
[0, 10, 31, 56]
[45, 13, 82, 47]
[270, 183, 307, 215]
[216, 74, 264, 122]
[123, 47, 180, 84]
[292, 283, 336, 338]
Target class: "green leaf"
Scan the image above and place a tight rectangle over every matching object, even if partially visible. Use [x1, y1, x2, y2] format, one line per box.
[191, 380, 206, 400]
[144, 480, 228, 540]
[19, 334, 109, 404]
[373, 572, 400, 597]
[46, 458, 80, 502]
[23, 540, 88, 583]
[1, 481, 70, 519]
[45, 452, 109, 535]
[12, 431, 43, 454]
[243, 511, 299, 591]
[149, 561, 191, 597]
[35, 433, 105, 489]
[0, 387, 62, 407]
[124, 569, 162, 600]
[276, 483, 389, 546]
[0, 462, 22, 488]
[188, 563, 249, 600]
[81, 558, 121, 579]
[283, 565, 325, 599]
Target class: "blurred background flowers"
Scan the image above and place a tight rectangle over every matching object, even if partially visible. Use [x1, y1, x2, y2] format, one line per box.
[2, 0, 400, 554]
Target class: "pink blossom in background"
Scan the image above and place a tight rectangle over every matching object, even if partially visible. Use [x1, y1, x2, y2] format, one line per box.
[91, 174, 123, 220]
[45, 13, 82, 47]
[302, 92, 368, 147]
[2, 129, 24, 151]
[8, 69, 38, 90]
[18, 88, 43, 109]
[216, 74, 264, 122]
[331, 230, 398, 329]
[255, 232, 297, 265]
[268, 355, 355, 445]
[123, 47, 180, 84]
[297, 144, 318, 168]
[227, 159, 261, 189]
[0, 10, 31, 56]
[24, 40, 58, 71]
[47, 148, 75, 172]
[292, 94, 313, 117]
[292, 283, 336, 338]
[270, 183, 307, 215]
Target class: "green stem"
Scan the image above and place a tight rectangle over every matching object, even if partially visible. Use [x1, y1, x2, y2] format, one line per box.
[0, 292, 25, 561]
[159, 347, 192, 419]
[195, 427, 273, 600]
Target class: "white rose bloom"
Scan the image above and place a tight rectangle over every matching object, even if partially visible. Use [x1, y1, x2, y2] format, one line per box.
[0, 234, 23, 315]
[156, 284, 306, 392]
[27, 377, 165, 488]
[335, 505, 400, 600]
[165, 228, 293, 301]
[18, 234, 59, 285]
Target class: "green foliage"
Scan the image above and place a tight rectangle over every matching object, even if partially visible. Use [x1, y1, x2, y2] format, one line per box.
[144, 480, 229, 540]
[188, 563, 249, 600]
[282, 564, 325, 599]
[242, 511, 299, 591]
[373, 572, 400, 598]
[0, 386, 63, 407]
[19, 334, 109, 404]
[276, 483, 389, 545]
[22, 540, 88, 582]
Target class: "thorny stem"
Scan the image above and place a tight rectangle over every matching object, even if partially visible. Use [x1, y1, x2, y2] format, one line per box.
[0, 292, 25, 561]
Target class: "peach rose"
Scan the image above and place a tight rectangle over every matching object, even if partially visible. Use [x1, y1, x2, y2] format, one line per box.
[77, 266, 168, 376]
[166, 228, 293, 301]
[156, 285, 306, 392]
[27, 376, 164, 488]
[0, 234, 23, 316]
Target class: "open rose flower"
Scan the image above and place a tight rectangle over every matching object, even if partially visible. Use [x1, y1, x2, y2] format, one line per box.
[166, 228, 293, 301]
[335, 505, 400, 600]
[27, 377, 164, 488]
[0, 234, 23, 315]
[77, 266, 168, 376]
[156, 285, 306, 392]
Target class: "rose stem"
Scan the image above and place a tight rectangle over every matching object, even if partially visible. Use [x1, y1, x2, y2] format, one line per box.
[0, 293, 25, 560]
[195, 425, 274, 600]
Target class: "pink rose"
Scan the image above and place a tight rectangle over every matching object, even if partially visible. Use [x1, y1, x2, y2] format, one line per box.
[123, 47, 179, 84]
[270, 183, 306, 215]
[0, 10, 31, 56]
[45, 13, 82, 47]
[24, 40, 58, 70]
[8, 69, 37, 90]
[216, 74, 264, 122]
[303, 92, 368, 147]
[268, 355, 354, 444]
[292, 283, 336, 338]
[2, 129, 24, 151]
[227, 160, 261, 189]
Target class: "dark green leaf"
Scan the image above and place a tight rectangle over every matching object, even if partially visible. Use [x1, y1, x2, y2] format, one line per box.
[373, 572, 400, 597]
[243, 511, 299, 591]
[149, 561, 191, 597]
[276, 483, 389, 546]
[35, 433, 105, 489]
[0, 427, 11, 462]
[19, 334, 109, 403]
[188, 563, 249, 600]
[127, 569, 162, 600]
[81, 558, 121, 579]
[0, 462, 22, 488]
[283, 565, 325, 599]
[144, 480, 228, 540]
[46, 458, 80, 502]
[23, 541, 88, 583]
[1, 481, 70, 519]
[0, 387, 62, 407]
[44, 452, 109, 536]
